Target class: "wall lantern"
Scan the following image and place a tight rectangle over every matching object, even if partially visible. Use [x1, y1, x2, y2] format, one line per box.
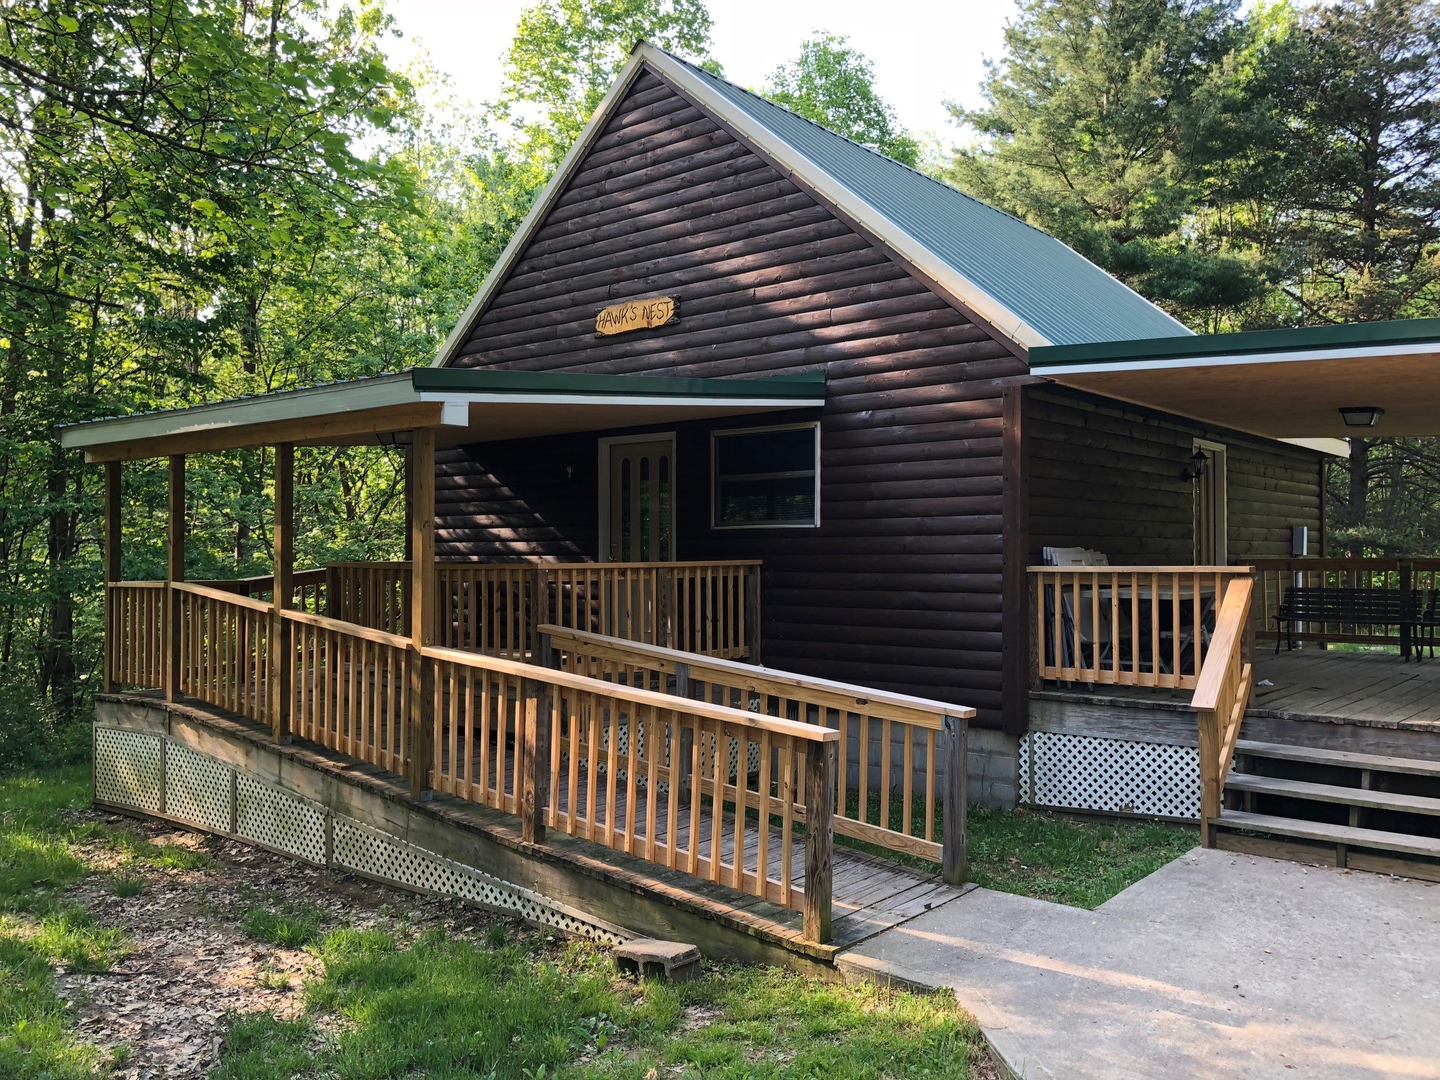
[1183, 448, 1209, 480]
[1339, 406, 1384, 428]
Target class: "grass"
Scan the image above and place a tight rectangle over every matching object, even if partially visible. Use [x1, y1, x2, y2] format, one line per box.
[0, 766, 119, 1077]
[243, 902, 324, 948]
[832, 789, 1195, 909]
[967, 806, 1196, 908]
[213, 930, 989, 1080]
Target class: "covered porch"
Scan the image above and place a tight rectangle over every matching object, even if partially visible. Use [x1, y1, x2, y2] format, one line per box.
[63, 366, 975, 955]
[1019, 319, 1440, 874]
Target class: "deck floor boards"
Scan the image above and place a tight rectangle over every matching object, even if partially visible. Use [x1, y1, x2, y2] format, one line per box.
[1250, 648, 1440, 732]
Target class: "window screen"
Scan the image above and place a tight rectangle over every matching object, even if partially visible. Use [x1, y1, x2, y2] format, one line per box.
[712, 424, 819, 528]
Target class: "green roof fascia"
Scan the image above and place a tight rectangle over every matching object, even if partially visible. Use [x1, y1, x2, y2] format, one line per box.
[412, 368, 826, 399]
[1031, 317, 1440, 370]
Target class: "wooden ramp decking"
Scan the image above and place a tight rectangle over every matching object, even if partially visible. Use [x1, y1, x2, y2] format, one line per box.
[435, 734, 960, 944]
[103, 690, 969, 966]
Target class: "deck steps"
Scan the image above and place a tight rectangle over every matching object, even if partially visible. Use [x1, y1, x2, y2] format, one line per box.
[1233, 739, 1440, 779]
[1225, 773, 1440, 817]
[1216, 736, 1440, 874]
[1210, 811, 1440, 861]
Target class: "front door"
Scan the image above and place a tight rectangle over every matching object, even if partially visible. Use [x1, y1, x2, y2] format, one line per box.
[601, 436, 674, 562]
[1193, 439, 1228, 565]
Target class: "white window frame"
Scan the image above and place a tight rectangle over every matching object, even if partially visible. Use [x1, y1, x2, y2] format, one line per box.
[597, 431, 677, 562]
[710, 420, 821, 530]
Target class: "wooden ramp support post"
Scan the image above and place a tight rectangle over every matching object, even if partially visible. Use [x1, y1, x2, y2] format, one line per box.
[103, 461, 122, 693]
[165, 455, 185, 703]
[270, 444, 294, 744]
[941, 714, 968, 885]
[409, 428, 436, 801]
[803, 739, 835, 944]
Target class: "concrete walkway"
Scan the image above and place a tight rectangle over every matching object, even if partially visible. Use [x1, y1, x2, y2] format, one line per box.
[838, 849, 1440, 1079]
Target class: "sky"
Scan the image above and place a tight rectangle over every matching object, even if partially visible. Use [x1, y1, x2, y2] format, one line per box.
[380, 0, 1019, 144]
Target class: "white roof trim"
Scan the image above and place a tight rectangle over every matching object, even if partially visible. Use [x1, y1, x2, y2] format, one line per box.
[1032, 340, 1440, 377]
[431, 43, 1066, 365]
[430, 51, 652, 368]
[59, 374, 420, 451]
[1283, 438, 1350, 458]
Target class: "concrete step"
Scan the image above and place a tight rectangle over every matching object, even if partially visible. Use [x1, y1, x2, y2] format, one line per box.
[1234, 739, 1440, 779]
[1226, 773, 1440, 817]
[1212, 810, 1440, 860]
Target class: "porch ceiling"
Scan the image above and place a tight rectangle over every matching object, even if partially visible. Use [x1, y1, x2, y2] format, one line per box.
[57, 368, 826, 462]
[1029, 317, 1440, 440]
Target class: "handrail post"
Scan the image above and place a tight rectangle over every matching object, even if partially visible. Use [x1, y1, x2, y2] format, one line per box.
[103, 461, 122, 694]
[521, 673, 549, 843]
[941, 714, 968, 885]
[803, 738, 834, 944]
[408, 428, 436, 801]
[271, 444, 294, 744]
[165, 455, 185, 703]
[745, 564, 762, 664]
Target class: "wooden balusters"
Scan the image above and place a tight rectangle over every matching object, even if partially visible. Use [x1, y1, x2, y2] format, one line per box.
[1029, 565, 1254, 691]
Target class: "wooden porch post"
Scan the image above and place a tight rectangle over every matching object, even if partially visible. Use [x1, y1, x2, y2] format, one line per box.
[940, 715, 969, 886]
[165, 455, 185, 702]
[271, 444, 294, 743]
[103, 461, 122, 693]
[408, 428, 436, 800]
[745, 565, 762, 664]
[1001, 384, 1030, 736]
[803, 739, 834, 944]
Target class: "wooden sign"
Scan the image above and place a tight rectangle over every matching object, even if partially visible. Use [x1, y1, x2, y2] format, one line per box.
[595, 296, 679, 337]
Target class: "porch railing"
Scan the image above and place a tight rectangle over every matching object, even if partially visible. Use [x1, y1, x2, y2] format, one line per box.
[1191, 576, 1254, 839]
[1029, 566, 1254, 691]
[106, 582, 165, 690]
[1246, 557, 1440, 649]
[539, 624, 972, 880]
[100, 573, 856, 945]
[325, 559, 762, 662]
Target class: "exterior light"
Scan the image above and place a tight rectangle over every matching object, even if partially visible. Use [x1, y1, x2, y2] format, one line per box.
[1339, 406, 1384, 427]
[1183, 449, 1208, 480]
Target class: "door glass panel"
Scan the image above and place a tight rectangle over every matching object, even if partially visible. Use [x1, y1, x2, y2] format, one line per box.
[619, 457, 632, 562]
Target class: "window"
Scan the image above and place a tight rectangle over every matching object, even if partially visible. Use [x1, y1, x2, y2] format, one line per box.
[711, 422, 819, 528]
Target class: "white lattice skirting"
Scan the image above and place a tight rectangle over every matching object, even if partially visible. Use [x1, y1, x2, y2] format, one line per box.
[1019, 730, 1200, 820]
[93, 726, 625, 944]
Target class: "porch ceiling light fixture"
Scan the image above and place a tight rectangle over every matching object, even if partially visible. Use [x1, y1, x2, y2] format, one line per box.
[1183, 448, 1208, 481]
[1339, 406, 1385, 428]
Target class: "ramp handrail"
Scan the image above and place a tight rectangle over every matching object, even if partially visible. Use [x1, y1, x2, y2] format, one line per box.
[1190, 576, 1254, 838]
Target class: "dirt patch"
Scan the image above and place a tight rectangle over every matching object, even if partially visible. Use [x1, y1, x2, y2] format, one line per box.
[55, 809, 508, 1080]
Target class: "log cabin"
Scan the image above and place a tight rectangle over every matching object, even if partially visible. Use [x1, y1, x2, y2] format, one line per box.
[60, 43, 1440, 960]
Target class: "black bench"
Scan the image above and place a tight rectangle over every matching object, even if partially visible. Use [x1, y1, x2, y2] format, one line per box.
[1418, 591, 1440, 660]
[1273, 586, 1422, 657]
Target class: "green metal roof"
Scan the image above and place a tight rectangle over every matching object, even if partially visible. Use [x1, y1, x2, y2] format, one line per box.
[1031, 316, 1440, 370]
[668, 53, 1192, 348]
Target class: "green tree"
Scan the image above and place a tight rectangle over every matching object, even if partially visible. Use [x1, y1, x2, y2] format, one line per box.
[0, 0, 416, 725]
[942, 0, 1275, 325]
[498, 0, 717, 174]
[763, 31, 921, 167]
[1275, 0, 1440, 554]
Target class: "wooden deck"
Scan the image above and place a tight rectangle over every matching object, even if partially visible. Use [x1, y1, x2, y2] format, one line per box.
[1249, 648, 1440, 732]
[1031, 646, 1440, 754]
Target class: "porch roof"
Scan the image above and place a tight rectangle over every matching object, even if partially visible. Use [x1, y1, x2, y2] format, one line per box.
[57, 368, 827, 462]
[1029, 317, 1440, 440]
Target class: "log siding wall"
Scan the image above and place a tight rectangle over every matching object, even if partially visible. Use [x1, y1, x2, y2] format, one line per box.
[438, 69, 1028, 726]
[1027, 387, 1324, 564]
